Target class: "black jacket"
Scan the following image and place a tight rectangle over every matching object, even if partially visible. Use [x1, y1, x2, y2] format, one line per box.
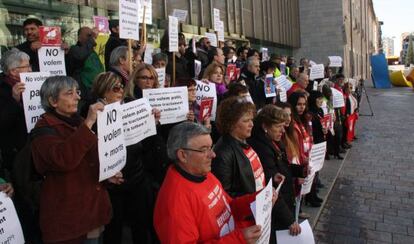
[310, 109, 326, 144]
[238, 70, 268, 110]
[16, 41, 39, 71]
[0, 74, 28, 171]
[212, 134, 256, 197]
[67, 38, 96, 83]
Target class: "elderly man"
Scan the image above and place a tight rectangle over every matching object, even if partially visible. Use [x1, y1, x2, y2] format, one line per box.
[287, 73, 309, 97]
[238, 56, 268, 110]
[154, 122, 264, 243]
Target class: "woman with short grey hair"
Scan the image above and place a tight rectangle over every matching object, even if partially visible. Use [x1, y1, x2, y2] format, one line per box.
[31, 76, 123, 244]
[108, 46, 130, 85]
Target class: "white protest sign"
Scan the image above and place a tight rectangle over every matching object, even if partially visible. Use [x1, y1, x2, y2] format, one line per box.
[213, 8, 220, 30]
[138, 0, 152, 24]
[301, 173, 316, 195]
[331, 87, 345, 108]
[155, 67, 166, 88]
[194, 60, 202, 78]
[205, 32, 217, 47]
[276, 220, 315, 244]
[20, 72, 50, 133]
[121, 98, 156, 146]
[313, 81, 318, 91]
[278, 87, 287, 102]
[38, 47, 66, 75]
[328, 56, 343, 67]
[250, 180, 273, 244]
[261, 47, 269, 61]
[97, 102, 126, 182]
[143, 43, 154, 64]
[309, 60, 317, 67]
[195, 80, 217, 121]
[309, 142, 327, 172]
[172, 9, 188, 22]
[168, 16, 179, 52]
[309, 64, 324, 80]
[143, 87, 189, 124]
[275, 75, 293, 91]
[119, 0, 140, 40]
[0, 193, 25, 244]
[216, 21, 225, 42]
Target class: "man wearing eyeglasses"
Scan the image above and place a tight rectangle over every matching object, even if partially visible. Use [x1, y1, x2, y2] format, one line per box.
[154, 122, 275, 243]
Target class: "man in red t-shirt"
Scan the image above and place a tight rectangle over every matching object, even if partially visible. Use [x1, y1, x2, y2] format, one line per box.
[287, 73, 309, 97]
[154, 122, 276, 243]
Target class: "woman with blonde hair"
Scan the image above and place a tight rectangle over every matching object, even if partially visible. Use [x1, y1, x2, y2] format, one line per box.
[125, 63, 159, 100]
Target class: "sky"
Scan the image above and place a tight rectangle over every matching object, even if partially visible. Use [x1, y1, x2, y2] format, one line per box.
[372, 0, 414, 56]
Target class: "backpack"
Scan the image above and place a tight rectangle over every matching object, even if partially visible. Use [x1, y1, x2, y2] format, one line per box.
[12, 126, 56, 210]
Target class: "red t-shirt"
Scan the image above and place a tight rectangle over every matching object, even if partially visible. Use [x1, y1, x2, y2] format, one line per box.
[243, 147, 266, 191]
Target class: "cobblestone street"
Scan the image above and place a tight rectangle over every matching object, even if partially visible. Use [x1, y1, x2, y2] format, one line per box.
[314, 86, 414, 244]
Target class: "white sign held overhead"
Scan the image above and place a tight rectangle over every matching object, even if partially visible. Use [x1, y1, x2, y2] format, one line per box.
[216, 20, 225, 42]
[213, 8, 220, 30]
[328, 56, 343, 67]
[195, 80, 218, 121]
[143, 87, 189, 125]
[331, 87, 345, 108]
[0, 193, 25, 244]
[194, 60, 202, 78]
[155, 67, 166, 88]
[138, 0, 152, 24]
[278, 86, 287, 102]
[250, 180, 273, 244]
[172, 9, 188, 22]
[119, 0, 140, 40]
[20, 72, 50, 133]
[143, 43, 154, 64]
[121, 98, 156, 146]
[275, 75, 293, 91]
[205, 32, 217, 47]
[38, 47, 66, 76]
[309, 64, 325, 80]
[168, 16, 179, 52]
[97, 102, 127, 182]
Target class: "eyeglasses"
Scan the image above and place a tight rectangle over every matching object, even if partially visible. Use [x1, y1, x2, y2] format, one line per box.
[137, 76, 155, 81]
[182, 147, 214, 155]
[14, 65, 31, 70]
[111, 83, 124, 93]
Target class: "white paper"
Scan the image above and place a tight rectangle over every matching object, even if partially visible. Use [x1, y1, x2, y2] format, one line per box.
[309, 142, 327, 172]
[192, 37, 197, 55]
[168, 16, 179, 52]
[0, 193, 25, 244]
[121, 98, 156, 146]
[195, 80, 217, 121]
[205, 32, 217, 47]
[331, 87, 345, 108]
[143, 87, 189, 124]
[313, 81, 318, 91]
[300, 172, 315, 195]
[261, 47, 269, 61]
[172, 9, 188, 22]
[143, 43, 154, 64]
[194, 60, 202, 78]
[276, 220, 315, 244]
[97, 102, 126, 181]
[138, 0, 152, 24]
[309, 64, 324, 80]
[155, 67, 166, 88]
[275, 178, 284, 194]
[278, 87, 287, 102]
[275, 75, 293, 91]
[216, 20, 225, 42]
[38, 47, 66, 76]
[213, 8, 220, 30]
[20, 72, 50, 133]
[119, 0, 140, 40]
[250, 180, 273, 244]
[328, 56, 342, 67]
[309, 60, 317, 67]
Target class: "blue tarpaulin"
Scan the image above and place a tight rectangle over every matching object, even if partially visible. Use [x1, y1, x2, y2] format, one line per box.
[370, 53, 392, 88]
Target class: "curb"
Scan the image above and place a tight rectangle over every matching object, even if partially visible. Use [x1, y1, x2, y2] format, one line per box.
[311, 148, 351, 229]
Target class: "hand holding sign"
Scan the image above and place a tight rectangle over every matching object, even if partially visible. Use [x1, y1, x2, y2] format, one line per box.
[84, 102, 105, 129]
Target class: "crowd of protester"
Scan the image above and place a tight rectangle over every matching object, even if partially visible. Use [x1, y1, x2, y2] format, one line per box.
[0, 17, 361, 244]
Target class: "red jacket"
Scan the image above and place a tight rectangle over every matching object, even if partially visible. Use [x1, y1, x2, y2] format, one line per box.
[154, 165, 256, 243]
[32, 113, 111, 242]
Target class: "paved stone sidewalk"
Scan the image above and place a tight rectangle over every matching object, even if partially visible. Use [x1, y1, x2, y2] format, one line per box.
[314, 85, 414, 244]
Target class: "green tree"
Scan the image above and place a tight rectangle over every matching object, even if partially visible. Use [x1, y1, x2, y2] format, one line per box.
[406, 35, 414, 66]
